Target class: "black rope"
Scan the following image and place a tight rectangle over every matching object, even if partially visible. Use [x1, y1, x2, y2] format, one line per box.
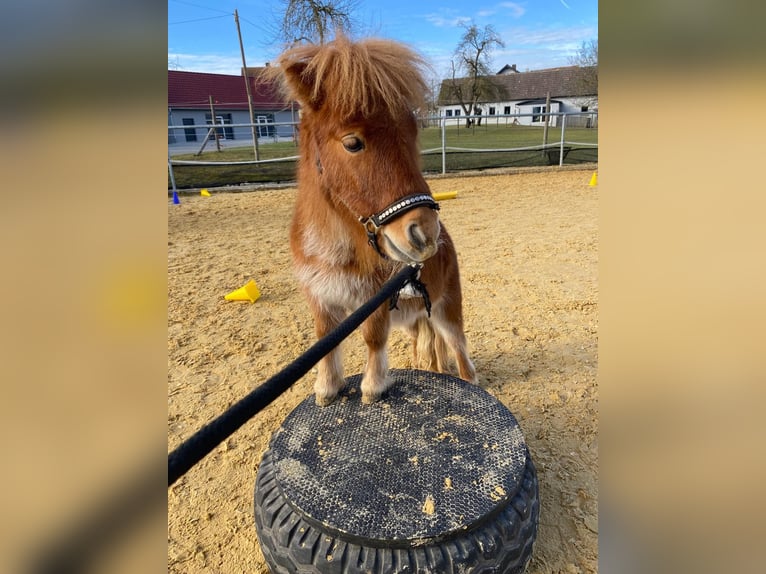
[168, 264, 420, 487]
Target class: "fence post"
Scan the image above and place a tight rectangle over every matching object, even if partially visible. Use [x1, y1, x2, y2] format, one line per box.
[559, 113, 568, 167]
[441, 116, 447, 175]
[195, 127, 216, 156]
[168, 151, 178, 195]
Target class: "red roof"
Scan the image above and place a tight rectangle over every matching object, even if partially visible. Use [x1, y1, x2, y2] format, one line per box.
[168, 70, 291, 110]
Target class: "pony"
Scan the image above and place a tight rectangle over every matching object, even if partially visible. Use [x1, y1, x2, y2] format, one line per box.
[269, 35, 476, 405]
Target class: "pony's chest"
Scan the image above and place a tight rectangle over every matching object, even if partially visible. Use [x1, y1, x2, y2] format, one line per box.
[298, 222, 357, 267]
[295, 264, 377, 311]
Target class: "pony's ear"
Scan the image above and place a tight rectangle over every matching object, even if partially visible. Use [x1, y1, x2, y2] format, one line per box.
[281, 61, 316, 109]
[275, 44, 325, 112]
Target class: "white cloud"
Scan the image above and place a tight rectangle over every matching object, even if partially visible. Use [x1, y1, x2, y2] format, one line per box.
[491, 24, 597, 70]
[500, 2, 526, 18]
[503, 25, 597, 47]
[424, 13, 471, 28]
[424, 2, 525, 30]
[167, 51, 275, 74]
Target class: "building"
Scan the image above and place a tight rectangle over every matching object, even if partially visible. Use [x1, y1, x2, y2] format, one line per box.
[168, 69, 297, 148]
[437, 65, 597, 127]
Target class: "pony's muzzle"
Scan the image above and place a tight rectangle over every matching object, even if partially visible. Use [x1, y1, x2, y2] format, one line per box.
[382, 211, 440, 263]
[407, 222, 428, 252]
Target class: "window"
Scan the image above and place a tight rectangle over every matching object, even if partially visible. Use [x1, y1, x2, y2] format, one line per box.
[445, 109, 453, 117]
[182, 118, 197, 142]
[256, 113, 275, 137]
[532, 105, 548, 123]
[504, 106, 511, 115]
[488, 107, 496, 115]
[581, 105, 589, 112]
[454, 109, 461, 116]
[205, 112, 234, 139]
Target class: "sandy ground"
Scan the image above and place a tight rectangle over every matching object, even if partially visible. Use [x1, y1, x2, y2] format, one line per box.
[168, 167, 598, 573]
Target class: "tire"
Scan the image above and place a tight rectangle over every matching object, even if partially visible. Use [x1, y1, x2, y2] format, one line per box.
[254, 370, 539, 574]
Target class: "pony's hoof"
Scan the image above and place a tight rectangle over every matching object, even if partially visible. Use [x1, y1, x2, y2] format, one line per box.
[361, 393, 381, 405]
[315, 394, 337, 407]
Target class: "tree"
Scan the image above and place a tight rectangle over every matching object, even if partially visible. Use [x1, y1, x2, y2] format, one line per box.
[420, 71, 443, 127]
[277, 0, 360, 45]
[569, 39, 598, 108]
[448, 23, 505, 127]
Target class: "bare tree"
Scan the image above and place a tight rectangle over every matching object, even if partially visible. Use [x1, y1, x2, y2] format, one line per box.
[448, 23, 505, 127]
[569, 39, 598, 108]
[277, 0, 360, 45]
[420, 71, 443, 127]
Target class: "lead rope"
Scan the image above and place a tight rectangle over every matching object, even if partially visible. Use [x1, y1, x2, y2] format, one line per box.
[168, 264, 420, 487]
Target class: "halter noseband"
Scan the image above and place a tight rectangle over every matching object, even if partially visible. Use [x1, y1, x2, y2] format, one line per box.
[358, 194, 440, 259]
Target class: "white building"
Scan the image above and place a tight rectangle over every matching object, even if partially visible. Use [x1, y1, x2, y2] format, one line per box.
[437, 65, 597, 127]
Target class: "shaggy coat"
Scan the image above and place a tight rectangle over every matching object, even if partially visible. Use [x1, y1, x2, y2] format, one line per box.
[268, 35, 476, 405]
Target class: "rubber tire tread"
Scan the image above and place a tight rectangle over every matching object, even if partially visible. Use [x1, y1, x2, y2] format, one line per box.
[254, 448, 539, 574]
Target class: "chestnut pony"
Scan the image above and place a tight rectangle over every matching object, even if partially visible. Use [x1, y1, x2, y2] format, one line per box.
[270, 36, 476, 405]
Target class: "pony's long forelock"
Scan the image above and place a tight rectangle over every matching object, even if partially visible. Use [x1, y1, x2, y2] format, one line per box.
[274, 35, 429, 120]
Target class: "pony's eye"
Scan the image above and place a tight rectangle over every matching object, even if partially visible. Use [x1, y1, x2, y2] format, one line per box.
[342, 135, 365, 153]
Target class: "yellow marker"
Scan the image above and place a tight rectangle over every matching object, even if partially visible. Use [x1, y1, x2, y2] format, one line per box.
[588, 172, 597, 186]
[201, 188, 211, 196]
[224, 279, 260, 303]
[432, 191, 458, 201]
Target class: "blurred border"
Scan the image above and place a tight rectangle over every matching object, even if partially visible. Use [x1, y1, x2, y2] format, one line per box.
[2, 1, 765, 572]
[600, 1, 766, 572]
[0, 2, 167, 572]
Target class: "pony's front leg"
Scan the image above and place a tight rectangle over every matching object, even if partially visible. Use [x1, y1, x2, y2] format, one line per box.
[360, 307, 392, 404]
[312, 303, 346, 406]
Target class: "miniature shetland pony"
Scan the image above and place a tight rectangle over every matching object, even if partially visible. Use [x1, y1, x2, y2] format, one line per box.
[270, 35, 476, 405]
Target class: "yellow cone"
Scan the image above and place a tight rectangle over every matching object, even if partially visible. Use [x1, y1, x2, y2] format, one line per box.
[201, 188, 211, 197]
[588, 172, 598, 186]
[225, 279, 260, 303]
[433, 191, 458, 201]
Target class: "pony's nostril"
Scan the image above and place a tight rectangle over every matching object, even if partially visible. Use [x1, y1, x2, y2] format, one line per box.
[407, 223, 427, 251]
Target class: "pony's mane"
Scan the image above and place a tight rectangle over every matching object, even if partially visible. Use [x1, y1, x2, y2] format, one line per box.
[269, 35, 429, 120]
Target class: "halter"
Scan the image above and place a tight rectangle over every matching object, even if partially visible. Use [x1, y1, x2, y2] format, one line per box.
[314, 152, 439, 316]
[358, 194, 440, 259]
[314, 149, 439, 258]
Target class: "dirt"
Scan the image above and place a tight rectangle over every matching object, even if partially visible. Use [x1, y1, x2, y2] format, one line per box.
[168, 167, 598, 573]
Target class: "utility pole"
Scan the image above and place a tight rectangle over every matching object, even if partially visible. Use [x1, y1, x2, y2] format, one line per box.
[234, 8, 259, 160]
[542, 91, 551, 158]
[209, 95, 221, 151]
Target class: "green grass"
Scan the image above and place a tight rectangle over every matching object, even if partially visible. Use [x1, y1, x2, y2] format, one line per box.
[169, 124, 598, 189]
[169, 141, 300, 189]
[422, 123, 598, 150]
[420, 124, 598, 173]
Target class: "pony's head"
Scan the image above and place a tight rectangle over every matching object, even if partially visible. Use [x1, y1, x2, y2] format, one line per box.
[271, 35, 440, 263]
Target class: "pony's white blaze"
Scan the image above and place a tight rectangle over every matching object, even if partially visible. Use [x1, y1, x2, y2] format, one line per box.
[270, 34, 477, 405]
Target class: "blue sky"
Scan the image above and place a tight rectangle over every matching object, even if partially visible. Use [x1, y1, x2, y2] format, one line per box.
[168, 0, 598, 78]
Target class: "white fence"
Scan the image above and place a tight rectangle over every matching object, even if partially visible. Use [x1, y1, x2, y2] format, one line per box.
[168, 111, 597, 191]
